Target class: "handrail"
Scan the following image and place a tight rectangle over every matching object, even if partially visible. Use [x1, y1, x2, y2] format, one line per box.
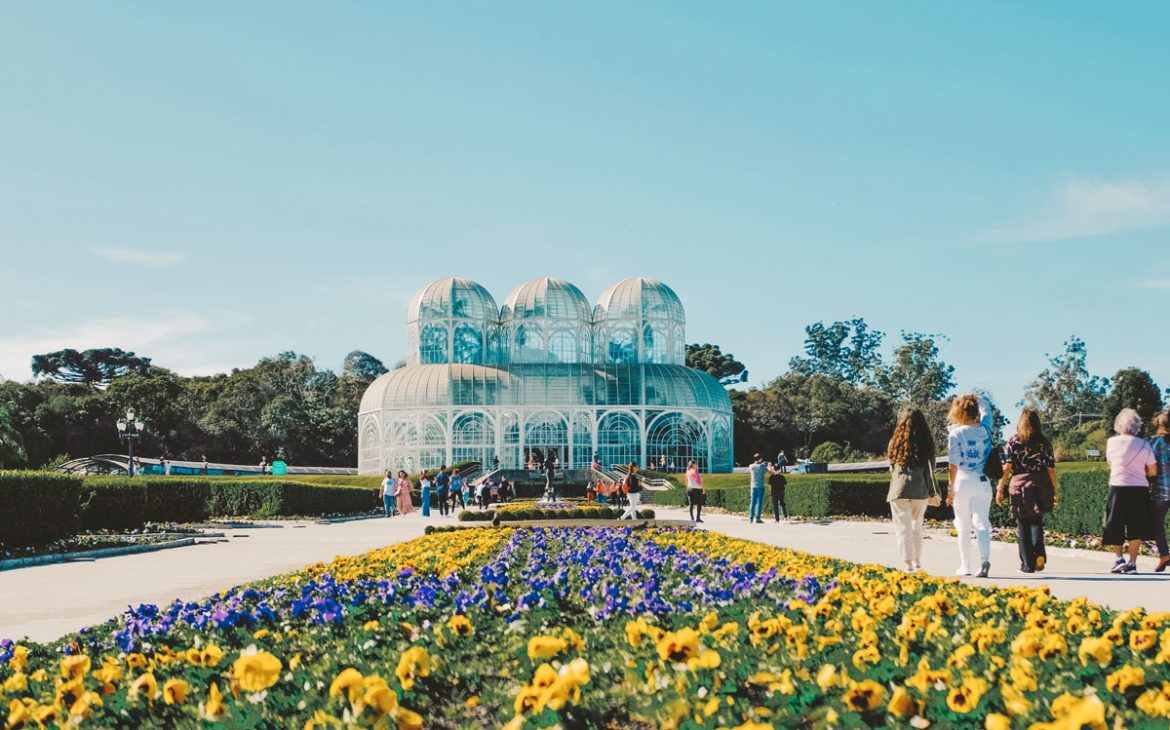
[608, 464, 672, 491]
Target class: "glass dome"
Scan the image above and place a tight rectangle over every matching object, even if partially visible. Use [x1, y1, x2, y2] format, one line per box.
[501, 277, 592, 364]
[594, 277, 686, 365]
[405, 277, 499, 366]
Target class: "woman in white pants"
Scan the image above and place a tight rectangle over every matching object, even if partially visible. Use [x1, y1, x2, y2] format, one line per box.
[886, 408, 940, 572]
[946, 394, 996, 577]
[620, 463, 643, 520]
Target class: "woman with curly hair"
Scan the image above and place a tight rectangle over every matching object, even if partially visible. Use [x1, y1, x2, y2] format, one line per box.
[887, 407, 940, 573]
[996, 408, 1057, 573]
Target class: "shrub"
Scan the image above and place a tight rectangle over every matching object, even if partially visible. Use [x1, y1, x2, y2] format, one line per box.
[0, 471, 82, 546]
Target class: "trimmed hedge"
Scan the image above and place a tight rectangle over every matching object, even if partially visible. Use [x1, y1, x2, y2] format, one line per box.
[0, 471, 82, 546]
[0, 473, 381, 547]
[656, 466, 1115, 537]
[457, 507, 655, 522]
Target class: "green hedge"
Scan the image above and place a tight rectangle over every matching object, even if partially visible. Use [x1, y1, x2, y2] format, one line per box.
[0, 471, 83, 546]
[456, 507, 655, 522]
[656, 466, 1115, 538]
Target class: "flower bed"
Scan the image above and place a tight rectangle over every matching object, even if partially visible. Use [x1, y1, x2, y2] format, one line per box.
[458, 504, 655, 522]
[2, 527, 1168, 728]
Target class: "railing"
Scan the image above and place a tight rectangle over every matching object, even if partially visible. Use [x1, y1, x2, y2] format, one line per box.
[608, 464, 672, 491]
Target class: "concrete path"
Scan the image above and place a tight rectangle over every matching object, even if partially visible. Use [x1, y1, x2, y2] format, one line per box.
[652, 507, 1170, 613]
[0, 514, 435, 643]
[6, 508, 1170, 644]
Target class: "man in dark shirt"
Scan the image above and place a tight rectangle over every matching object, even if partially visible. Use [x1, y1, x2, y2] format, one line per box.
[435, 466, 451, 516]
[769, 465, 788, 521]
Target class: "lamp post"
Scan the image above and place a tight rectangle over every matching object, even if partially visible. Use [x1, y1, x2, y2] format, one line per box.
[116, 409, 145, 477]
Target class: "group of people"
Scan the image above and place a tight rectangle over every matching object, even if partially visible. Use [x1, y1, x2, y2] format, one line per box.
[584, 478, 629, 506]
[383, 466, 516, 518]
[886, 393, 1170, 578]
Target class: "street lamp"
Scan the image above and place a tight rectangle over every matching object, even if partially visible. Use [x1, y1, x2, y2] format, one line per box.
[116, 409, 145, 477]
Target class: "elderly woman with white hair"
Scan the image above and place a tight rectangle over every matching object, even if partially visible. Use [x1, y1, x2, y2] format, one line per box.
[1104, 408, 1158, 574]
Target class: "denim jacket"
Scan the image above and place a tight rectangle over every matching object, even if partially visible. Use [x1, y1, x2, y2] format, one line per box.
[1151, 436, 1170, 502]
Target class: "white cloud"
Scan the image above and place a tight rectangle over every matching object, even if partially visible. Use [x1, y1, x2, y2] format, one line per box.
[94, 247, 187, 268]
[0, 312, 211, 382]
[986, 177, 1170, 243]
[1139, 279, 1170, 289]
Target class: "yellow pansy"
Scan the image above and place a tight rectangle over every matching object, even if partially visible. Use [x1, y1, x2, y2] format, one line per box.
[395, 647, 431, 691]
[231, 651, 282, 693]
[1077, 637, 1113, 668]
[946, 677, 988, 714]
[329, 668, 365, 704]
[1106, 665, 1145, 694]
[527, 635, 568, 660]
[163, 678, 189, 705]
[843, 679, 885, 712]
[447, 614, 473, 637]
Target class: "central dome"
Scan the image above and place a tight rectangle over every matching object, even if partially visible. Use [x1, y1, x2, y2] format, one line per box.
[501, 277, 592, 364]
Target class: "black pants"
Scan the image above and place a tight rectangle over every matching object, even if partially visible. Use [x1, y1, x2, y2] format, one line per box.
[1017, 516, 1046, 570]
[1154, 499, 1170, 557]
[687, 489, 703, 521]
[772, 493, 788, 520]
[438, 491, 450, 516]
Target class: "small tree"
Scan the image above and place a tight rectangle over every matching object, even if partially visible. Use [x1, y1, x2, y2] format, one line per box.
[686, 343, 748, 386]
[1020, 336, 1110, 429]
[1103, 368, 1163, 429]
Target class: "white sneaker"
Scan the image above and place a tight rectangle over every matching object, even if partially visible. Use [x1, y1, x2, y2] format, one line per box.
[955, 566, 971, 576]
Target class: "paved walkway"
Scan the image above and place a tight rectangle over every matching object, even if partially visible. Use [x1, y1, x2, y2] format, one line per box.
[4, 509, 1170, 643]
[652, 507, 1170, 613]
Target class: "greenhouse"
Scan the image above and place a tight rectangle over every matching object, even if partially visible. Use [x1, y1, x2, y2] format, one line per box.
[358, 276, 733, 474]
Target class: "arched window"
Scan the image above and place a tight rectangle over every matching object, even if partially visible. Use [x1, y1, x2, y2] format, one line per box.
[524, 412, 569, 467]
[452, 412, 494, 467]
[597, 411, 641, 468]
[647, 412, 709, 473]
[419, 416, 447, 470]
[453, 323, 484, 364]
[711, 417, 732, 472]
[419, 324, 449, 364]
[515, 325, 545, 363]
[549, 331, 577, 364]
[607, 328, 637, 364]
[359, 422, 381, 473]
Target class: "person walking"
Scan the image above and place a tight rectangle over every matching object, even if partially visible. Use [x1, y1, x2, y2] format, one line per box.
[996, 408, 1057, 573]
[395, 470, 413, 515]
[747, 454, 767, 524]
[1104, 408, 1158, 574]
[887, 408, 939, 573]
[619, 463, 643, 520]
[450, 468, 466, 510]
[435, 466, 451, 516]
[769, 464, 788, 522]
[776, 450, 788, 474]
[259, 456, 268, 476]
[419, 469, 433, 518]
[544, 451, 558, 500]
[1151, 410, 1170, 573]
[685, 460, 704, 523]
[947, 394, 995, 578]
[201, 454, 209, 475]
[381, 471, 398, 517]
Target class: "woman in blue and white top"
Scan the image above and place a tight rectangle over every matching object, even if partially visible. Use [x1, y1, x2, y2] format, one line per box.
[946, 393, 995, 578]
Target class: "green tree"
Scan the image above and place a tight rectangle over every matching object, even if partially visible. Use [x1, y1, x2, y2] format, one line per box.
[685, 343, 748, 386]
[0, 404, 26, 468]
[876, 332, 956, 406]
[789, 318, 885, 386]
[1103, 368, 1163, 429]
[342, 351, 388, 380]
[31, 348, 151, 386]
[1021, 336, 1110, 429]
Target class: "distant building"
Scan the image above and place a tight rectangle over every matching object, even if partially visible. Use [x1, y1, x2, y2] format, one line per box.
[358, 277, 733, 474]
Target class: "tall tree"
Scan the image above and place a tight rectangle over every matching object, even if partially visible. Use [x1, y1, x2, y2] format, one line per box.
[1103, 368, 1163, 428]
[342, 350, 388, 380]
[876, 332, 956, 406]
[789, 318, 884, 386]
[0, 404, 25, 468]
[31, 348, 151, 386]
[1021, 336, 1110, 428]
[685, 343, 748, 386]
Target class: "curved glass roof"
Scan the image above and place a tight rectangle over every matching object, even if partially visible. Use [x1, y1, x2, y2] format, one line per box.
[407, 277, 499, 324]
[594, 277, 685, 324]
[362, 363, 731, 412]
[501, 277, 591, 324]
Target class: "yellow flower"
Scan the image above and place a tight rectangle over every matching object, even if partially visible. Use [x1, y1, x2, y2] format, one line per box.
[60, 654, 91, 681]
[29, 669, 46, 682]
[1047, 692, 1107, 730]
[303, 709, 343, 729]
[843, 679, 885, 712]
[946, 677, 988, 714]
[1077, 637, 1113, 668]
[562, 627, 585, 651]
[1001, 684, 1032, 716]
[852, 645, 880, 669]
[125, 653, 148, 669]
[985, 712, 1011, 730]
[1131, 630, 1158, 652]
[887, 686, 917, 718]
[129, 672, 158, 706]
[699, 612, 719, 633]
[816, 664, 839, 691]
[626, 618, 662, 647]
[3, 673, 27, 693]
[396, 647, 431, 691]
[163, 678, 189, 705]
[1038, 634, 1067, 660]
[657, 627, 701, 664]
[1136, 684, 1170, 717]
[8, 646, 29, 673]
[447, 615, 473, 637]
[186, 644, 224, 667]
[948, 643, 976, 667]
[69, 690, 103, 718]
[361, 676, 399, 716]
[396, 706, 424, 730]
[687, 649, 721, 671]
[527, 635, 568, 660]
[329, 668, 365, 703]
[363, 620, 382, 632]
[713, 622, 739, 640]
[252, 629, 269, 640]
[231, 651, 282, 693]
[7, 699, 31, 728]
[1106, 666, 1146, 694]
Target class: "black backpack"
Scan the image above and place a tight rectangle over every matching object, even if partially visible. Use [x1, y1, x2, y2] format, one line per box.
[984, 443, 1004, 482]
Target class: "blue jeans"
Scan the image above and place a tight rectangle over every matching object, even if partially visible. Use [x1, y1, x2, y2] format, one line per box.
[383, 494, 396, 517]
[749, 488, 765, 521]
[421, 487, 431, 517]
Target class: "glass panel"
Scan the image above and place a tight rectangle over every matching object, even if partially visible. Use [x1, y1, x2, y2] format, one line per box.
[453, 324, 483, 364]
[647, 412, 709, 473]
[596, 411, 641, 469]
[419, 324, 449, 364]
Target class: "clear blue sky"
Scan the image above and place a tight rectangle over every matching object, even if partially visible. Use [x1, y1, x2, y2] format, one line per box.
[3, 2, 1169, 415]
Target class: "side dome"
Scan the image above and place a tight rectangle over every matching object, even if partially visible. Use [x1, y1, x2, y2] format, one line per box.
[594, 277, 686, 365]
[501, 277, 592, 363]
[405, 277, 500, 365]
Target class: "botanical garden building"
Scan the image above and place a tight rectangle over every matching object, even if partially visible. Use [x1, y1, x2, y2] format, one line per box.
[358, 277, 733, 474]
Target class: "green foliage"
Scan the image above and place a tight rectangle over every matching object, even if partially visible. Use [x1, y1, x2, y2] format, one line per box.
[1052, 423, 1109, 462]
[30, 347, 151, 385]
[685, 343, 748, 385]
[876, 332, 955, 406]
[342, 350, 388, 380]
[0, 405, 25, 468]
[788, 318, 884, 386]
[0, 471, 82, 546]
[1022, 336, 1110, 428]
[809, 441, 878, 464]
[1103, 367, 1163, 429]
